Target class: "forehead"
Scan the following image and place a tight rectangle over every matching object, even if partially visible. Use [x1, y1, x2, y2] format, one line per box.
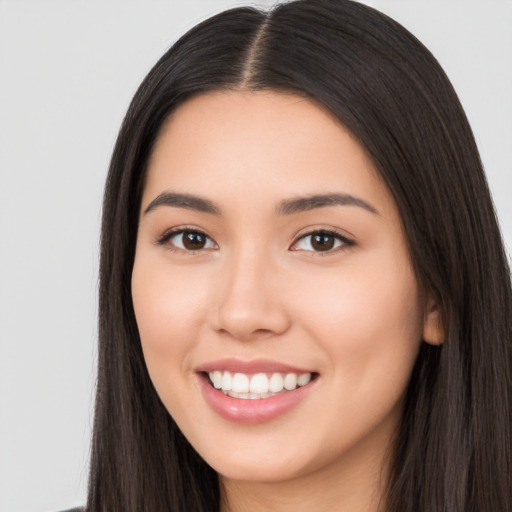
[143, 90, 395, 217]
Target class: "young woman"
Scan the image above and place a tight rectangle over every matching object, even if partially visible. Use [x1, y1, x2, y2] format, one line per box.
[82, 0, 512, 510]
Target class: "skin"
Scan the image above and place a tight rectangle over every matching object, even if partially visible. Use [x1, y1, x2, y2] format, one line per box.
[131, 90, 442, 512]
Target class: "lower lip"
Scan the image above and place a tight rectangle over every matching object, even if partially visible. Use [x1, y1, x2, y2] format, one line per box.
[198, 373, 316, 424]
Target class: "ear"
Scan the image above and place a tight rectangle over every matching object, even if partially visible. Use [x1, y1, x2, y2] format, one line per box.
[422, 294, 445, 346]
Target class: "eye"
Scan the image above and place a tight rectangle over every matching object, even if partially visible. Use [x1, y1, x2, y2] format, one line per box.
[157, 228, 217, 252]
[290, 229, 354, 253]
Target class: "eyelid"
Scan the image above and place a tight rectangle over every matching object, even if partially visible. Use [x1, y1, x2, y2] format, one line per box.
[289, 228, 355, 254]
[156, 225, 218, 252]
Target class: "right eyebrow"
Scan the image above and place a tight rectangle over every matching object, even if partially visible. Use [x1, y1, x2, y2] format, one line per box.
[143, 192, 222, 215]
[276, 193, 379, 216]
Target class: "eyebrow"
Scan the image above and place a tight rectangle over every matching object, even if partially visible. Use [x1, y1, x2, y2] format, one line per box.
[144, 191, 379, 216]
[276, 193, 379, 216]
[144, 192, 221, 215]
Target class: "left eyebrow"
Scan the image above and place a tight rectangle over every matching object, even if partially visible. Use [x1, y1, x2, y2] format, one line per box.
[144, 192, 222, 215]
[276, 193, 379, 216]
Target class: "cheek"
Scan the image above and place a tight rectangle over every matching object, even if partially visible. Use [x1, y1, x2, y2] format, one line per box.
[292, 252, 423, 379]
[131, 256, 211, 375]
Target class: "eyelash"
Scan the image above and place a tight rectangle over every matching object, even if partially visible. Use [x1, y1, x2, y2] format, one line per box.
[290, 228, 355, 255]
[156, 226, 355, 255]
[157, 226, 217, 253]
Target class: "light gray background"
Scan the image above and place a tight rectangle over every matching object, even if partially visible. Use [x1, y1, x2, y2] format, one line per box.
[0, 1, 510, 511]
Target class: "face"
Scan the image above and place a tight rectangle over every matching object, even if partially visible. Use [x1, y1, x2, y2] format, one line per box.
[132, 91, 436, 486]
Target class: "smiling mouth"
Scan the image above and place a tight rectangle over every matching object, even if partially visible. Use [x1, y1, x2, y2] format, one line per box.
[203, 370, 318, 399]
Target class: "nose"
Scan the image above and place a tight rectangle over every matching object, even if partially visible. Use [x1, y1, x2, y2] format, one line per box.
[209, 248, 291, 341]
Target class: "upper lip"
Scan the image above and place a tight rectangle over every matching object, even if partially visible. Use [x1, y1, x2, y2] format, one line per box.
[195, 358, 316, 375]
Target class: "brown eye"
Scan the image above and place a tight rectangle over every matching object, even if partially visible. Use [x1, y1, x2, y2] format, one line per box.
[182, 231, 208, 250]
[159, 229, 217, 252]
[291, 229, 353, 253]
[311, 234, 336, 251]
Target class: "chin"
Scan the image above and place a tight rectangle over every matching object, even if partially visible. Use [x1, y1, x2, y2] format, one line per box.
[212, 454, 311, 484]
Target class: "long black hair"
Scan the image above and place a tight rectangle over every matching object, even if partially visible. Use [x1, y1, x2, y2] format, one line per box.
[87, 1, 512, 510]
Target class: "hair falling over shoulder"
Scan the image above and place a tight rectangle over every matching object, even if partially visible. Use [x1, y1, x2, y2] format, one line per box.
[86, 1, 512, 511]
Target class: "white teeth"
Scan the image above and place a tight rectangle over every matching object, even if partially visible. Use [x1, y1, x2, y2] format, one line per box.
[221, 371, 232, 391]
[249, 373, 269, 394]
[232, 373, 250, 393]
[297, 373, 311, 386]
[269, 373, 284, 393]
[284, 373, 298, 390]
[207, 370, 314, 398]
[211, 371, 222, 389]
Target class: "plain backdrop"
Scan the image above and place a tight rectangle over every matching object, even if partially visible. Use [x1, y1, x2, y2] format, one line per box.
[0, 1, 510, 511]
